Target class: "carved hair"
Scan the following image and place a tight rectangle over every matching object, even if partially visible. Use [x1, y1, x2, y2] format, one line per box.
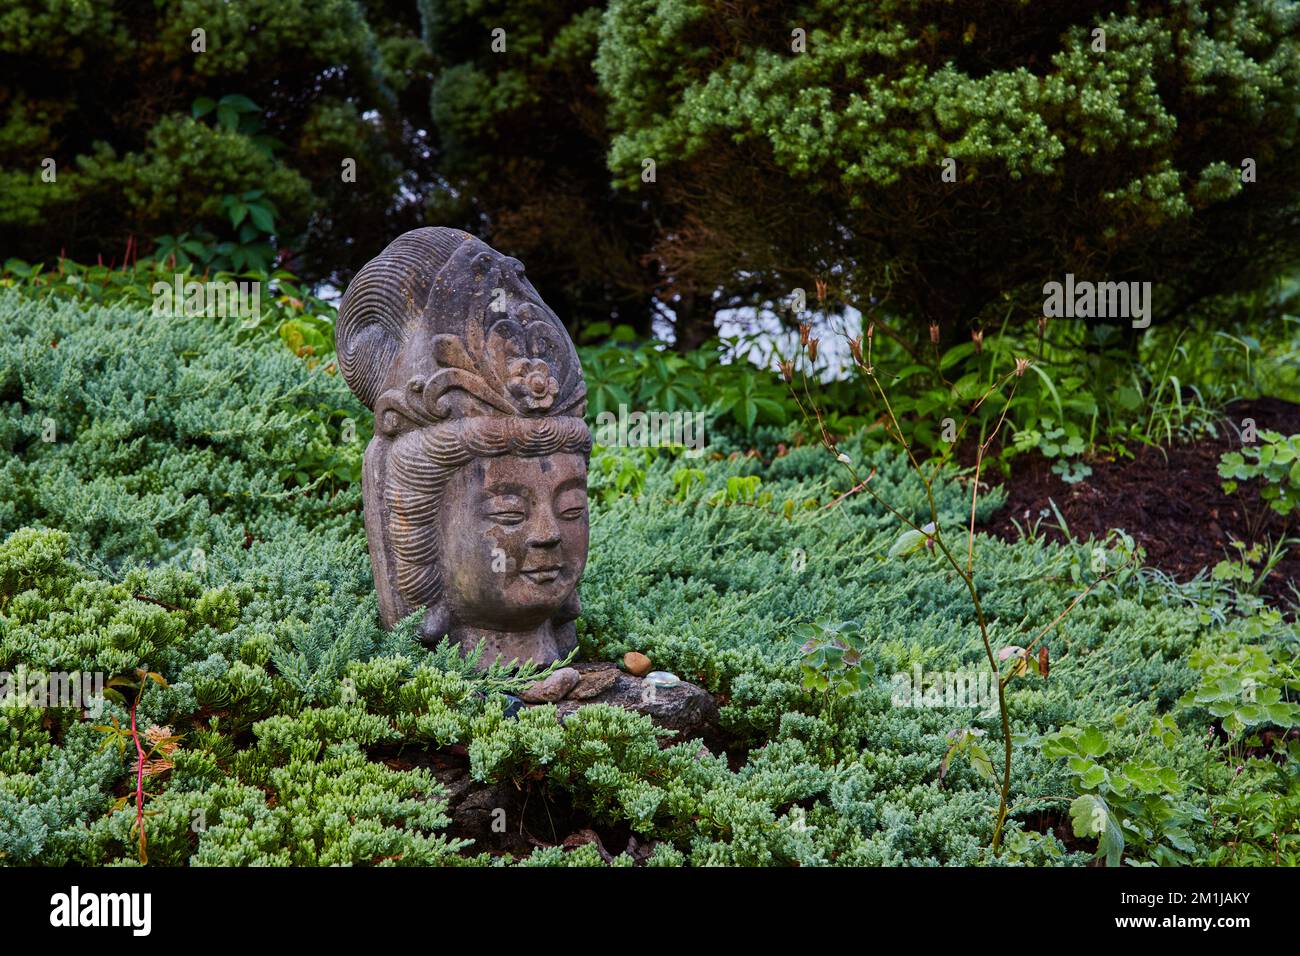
[336, 227, 468, 411]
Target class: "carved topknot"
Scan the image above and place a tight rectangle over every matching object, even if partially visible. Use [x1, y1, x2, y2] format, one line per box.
[336, 228, 585, 431]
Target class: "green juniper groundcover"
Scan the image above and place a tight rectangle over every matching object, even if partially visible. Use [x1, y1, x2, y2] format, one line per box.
[0, 289, 1295, 867]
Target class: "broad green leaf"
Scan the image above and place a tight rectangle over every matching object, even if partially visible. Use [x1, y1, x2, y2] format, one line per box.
[248, 203, 275, 233]
[967, 743, 996, 783]
[888, 528, 928, 557]
[1078, 726, 1110, 757]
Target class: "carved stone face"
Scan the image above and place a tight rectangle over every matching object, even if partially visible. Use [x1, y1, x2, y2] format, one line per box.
[438, 452, 589, 633]
[339, 228, 593, 668]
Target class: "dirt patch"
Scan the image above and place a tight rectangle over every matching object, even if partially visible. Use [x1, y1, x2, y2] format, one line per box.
[979, 397, 1300, 607]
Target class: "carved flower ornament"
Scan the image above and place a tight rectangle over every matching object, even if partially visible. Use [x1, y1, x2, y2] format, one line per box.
[507, 357, 559, 411]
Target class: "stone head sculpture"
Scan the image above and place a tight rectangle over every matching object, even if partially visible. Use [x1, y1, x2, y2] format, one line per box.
[338, 228, 591, 667]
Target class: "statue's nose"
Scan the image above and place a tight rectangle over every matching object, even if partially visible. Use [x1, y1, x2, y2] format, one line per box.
[526, 509, 561, 548]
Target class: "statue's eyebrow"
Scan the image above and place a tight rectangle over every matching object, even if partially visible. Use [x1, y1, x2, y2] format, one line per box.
[554, 476, 588, 495]
[482, 482, 530, 499]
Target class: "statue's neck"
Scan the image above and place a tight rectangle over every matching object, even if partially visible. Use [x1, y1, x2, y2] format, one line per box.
[451, 621, 562, 668]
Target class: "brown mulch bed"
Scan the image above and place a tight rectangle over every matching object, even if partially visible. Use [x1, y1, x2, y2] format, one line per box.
[977, 397, 1300, 608]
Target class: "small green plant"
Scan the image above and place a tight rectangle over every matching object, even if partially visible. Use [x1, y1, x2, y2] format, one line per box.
[939, 727, 996, 788]
[708, 474, 770, 507]
[214, 190, 278, 273]
[670, 467, 707, 502]
[1180, 642, 1300, 753]
[191, 93, 278, 146]
[1042, 718, 1201, 866]
[1207, 759, 1300, 866]
[1219, 431, 1300, 517]
[1180, 629, 1300, 866]
[1012, 417, 1093, 484]
[589, 446, 653, 504]
[795, 620, 876, 698]
[277, 405, 369, 493]
[153, 232, 216, 269]
[1211, 538, 1294, 602]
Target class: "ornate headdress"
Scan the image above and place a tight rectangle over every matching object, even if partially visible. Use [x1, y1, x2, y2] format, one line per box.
[337, 228, 591, 632]
[337, 227, 587, 430]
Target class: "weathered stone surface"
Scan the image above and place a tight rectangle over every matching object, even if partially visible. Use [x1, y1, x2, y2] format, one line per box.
[548, 662, 721, 745]
[518, 666, 580, 703]
[568, 665, 620, 699]
[337, 228, 592, 669]
[623, 651, 652, 676]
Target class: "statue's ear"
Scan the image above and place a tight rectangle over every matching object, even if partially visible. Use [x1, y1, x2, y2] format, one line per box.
[417, 602, 454, 648]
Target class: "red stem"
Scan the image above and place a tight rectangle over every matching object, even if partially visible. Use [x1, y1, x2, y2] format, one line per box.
[130, 693, 145, 846]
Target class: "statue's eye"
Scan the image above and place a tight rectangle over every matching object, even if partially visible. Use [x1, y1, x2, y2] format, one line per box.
[484, 495, 527, 525]
[555, 490, 587, 521]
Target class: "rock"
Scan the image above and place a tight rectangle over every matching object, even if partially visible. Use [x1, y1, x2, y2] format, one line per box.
[561, 828, 614, 862]
[623, 651, 652, 676]
[568, 666, 620, 699]
[625, 835, 656, 864]
[550, 662, 721, 747]
[643, 670, 681, 688]
[411, 752, 531, 854]
[518, 666, 580, 703]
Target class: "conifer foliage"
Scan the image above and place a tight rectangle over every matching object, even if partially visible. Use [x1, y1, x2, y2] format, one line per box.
[1, 291, 1272, 866]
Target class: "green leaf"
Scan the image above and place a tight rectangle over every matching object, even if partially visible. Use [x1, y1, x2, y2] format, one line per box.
[1070, 793, 1125, 866]
[1026, 363, 1064, 420]
[1069, 793, 1107, 837]
[218, 93, 260, 113]
[1078, 726, 1110, 757]
[939, 342, 977, 369]
[1041, 730, 1081, 759]
[888, 528, 928, 557]
[967, 743, 996, 783]
[216, 105, 238, 131]
[247, 203, 275, 234]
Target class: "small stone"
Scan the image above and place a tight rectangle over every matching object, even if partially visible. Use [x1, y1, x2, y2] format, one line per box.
[553, 668, 721, 747]
[568, 667, 620, 699]
[518, 667, 580, 703]
[643, 671, 681, 688]
[623, 651, 652, 676]
[501, 694, 524, 718]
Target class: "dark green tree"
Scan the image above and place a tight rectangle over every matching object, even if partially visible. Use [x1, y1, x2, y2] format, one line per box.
[594, 0, 1300, 345]
[0, 0, 435, 284]
[419, 0, 667, 340]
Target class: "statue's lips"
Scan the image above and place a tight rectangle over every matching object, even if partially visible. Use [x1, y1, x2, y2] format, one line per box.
[519, 565, 563, 584]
